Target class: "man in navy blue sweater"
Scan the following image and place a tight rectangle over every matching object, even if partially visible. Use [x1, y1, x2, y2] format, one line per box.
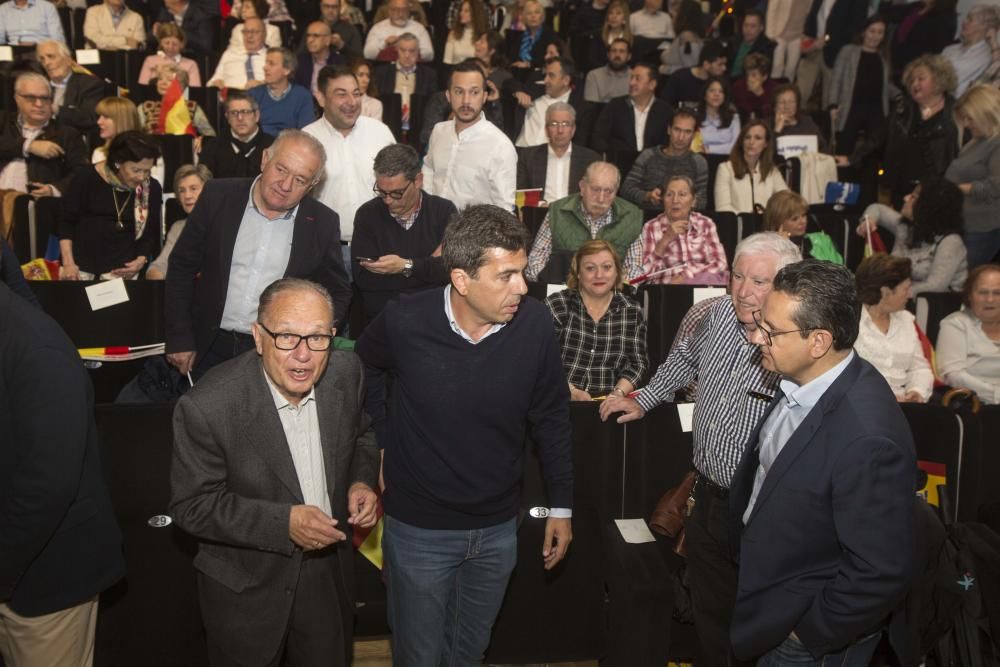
[356, 205, 574, 666]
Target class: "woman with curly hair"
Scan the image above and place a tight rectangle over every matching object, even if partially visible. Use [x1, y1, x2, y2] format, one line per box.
[857, 177, 968, 296]
[884, 54, 961, 206]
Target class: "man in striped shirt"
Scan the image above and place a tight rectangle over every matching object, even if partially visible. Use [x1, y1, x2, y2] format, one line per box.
[600, 231, 800, 667]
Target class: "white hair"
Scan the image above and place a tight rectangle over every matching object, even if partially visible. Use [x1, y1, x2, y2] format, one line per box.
[733, 231, 802, 270]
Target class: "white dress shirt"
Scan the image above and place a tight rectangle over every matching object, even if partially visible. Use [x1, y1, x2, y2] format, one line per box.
[629, 9, 673, 39]
[265, 374, 331, 515]
[303, 114, 395, 240]
[423, 113, 517, 210]
[362, 18, 434, 61]
[854, 307, 934, 401]
[219, 179, 297, 333]
[632, 96, 652, 152]
[208, 47, 266, 89]
[516, 90, 570, 147]
[543, 144, 571, 203]
[229, 21, 282, 49]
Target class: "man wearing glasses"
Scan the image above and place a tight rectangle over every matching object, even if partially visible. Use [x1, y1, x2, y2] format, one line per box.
[599, 232, 800, 667]
[516, 102, 600, 206]
[524, 161, 642, 283]
[731, 260, 914, 665]
[351, 144, 454, 321]
[199, 91, 275, 179]
[166, 129, 351, 381]
[0, 72, 88, 200]
[304, 64, 394, 277]
[170, 277, 379, 667]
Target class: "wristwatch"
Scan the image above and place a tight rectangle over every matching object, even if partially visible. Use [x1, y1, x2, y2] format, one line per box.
[401, 259, 414, 278]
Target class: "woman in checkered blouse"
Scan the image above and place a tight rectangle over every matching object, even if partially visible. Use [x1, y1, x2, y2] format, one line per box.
[544, 240, 649, 402]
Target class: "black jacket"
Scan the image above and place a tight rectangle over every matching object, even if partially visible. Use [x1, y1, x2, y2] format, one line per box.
[592, 95, 672, 154]
[0, 281, 125, 616]
[516, 142, 600, 195]
[804, 0, 869, 69]
[373, 62, 438, 99]
[155, 4, 213, 56]
[0, 114, 89, 195]
[294, 50, 344, 92]
[54, 73, 105, 144]
[165, 178, 352, 354]
[504, 26, 560, 67]
[198, 129, 275, 180]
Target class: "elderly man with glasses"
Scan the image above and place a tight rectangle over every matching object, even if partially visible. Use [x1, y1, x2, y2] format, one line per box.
[199, 91, 276, 179]
[0, 72, 88, 200]
[351, 143, 455, 322]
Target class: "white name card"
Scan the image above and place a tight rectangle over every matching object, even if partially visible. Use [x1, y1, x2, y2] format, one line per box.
[76, 49, 101, 65]
[677, 403, 695, 432]
[0, 46, 13, 62]
[546, 283, 567, 297]
[776, 134, 818, 159]
[615, 518, 656, 544]
[85, 277, 129, 311]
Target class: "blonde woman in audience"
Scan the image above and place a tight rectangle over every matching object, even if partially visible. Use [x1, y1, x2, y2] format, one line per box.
[84, 0, 145, 50]
[444, 0, 488, 64]
[713, 119, 788, 214]
[602, 1, 632, 48]
[762, 190, 842, 263]
[639, 175, 728, 285]
[854, 253, 933, 403]
[936, 263, 1000, 403]
[92, 97, 142, 164]
[229, 0, 282, 49]
[351, 59, 384, 120]
[545, 239, 648, 402]
[138, 23, 202, 87]
[147, 164, 212, 280]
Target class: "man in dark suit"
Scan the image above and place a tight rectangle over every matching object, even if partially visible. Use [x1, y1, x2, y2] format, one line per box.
[517, 101, 600, 204]
[198, 91, 275, 180]
[592, 62, 671, 158]
[726, 9, 775, 78]
[36, 40, 105, 145]
[0, 280, 124, 664]
[170, 277, 379, 667]
[152, 0, 212, 56]
[0, 72, 89, 198]
[166, 129, 351, 381]
[295, 21, 344, 100]
[373, 33, 436, 141]
[731, 260, 916, 664]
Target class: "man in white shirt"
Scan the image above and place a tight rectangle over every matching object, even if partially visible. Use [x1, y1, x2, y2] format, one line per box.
[630, 0, 673, 40]
[423, 60, 517, 210]
[304, 64, 395, 274]
[363, 0, 433, 62]
[207, 17, 267, 89]
[584, 38, 631, 103]
[514, 56, 577, 147]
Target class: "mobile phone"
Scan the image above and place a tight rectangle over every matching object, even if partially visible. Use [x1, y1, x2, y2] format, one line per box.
[355, 256, 375, 262]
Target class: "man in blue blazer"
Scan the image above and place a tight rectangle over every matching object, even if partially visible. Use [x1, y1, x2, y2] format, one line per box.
[730, 260, 916, 664]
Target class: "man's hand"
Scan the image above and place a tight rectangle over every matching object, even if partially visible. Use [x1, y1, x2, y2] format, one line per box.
[514, 91, 532, 108]
[599, 395, 645, 423]
[330, 33, 345, 50]
[245, 79, 265, 89]
[486, 79, 499, 102]
[360, 254, 407, 274]
[569, 385, 592, 402]
[28, 182, 54, 197]
[125, 37, 141, 48]
[111, 256, 146, 279]
[348, 482, 379, 528]
[646, 187, 662, 205]
[289, 504, 346, 550]
[542, 516, 572, 570]
[28, 140, 64, 159]
[168, 351, 197, 375]
[384, 34, 399, 46]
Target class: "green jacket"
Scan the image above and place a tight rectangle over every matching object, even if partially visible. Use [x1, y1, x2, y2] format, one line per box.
[547, 193, 643, 261]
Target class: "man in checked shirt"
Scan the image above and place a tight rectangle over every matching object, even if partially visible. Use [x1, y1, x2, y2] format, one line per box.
[600, 231, 801, 667]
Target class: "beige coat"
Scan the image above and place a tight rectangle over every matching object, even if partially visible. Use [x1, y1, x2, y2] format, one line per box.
[83, 4, 145, 49]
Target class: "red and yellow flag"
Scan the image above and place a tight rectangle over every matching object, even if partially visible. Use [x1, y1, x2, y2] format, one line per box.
[158, 77, 195, 136]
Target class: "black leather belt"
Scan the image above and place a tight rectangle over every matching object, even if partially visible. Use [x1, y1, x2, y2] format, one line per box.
[695, 475, 730, 499]
[220, 329, 254, 342]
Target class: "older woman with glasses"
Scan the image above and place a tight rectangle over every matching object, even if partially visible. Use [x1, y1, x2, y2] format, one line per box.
[936, 263, 1000, 403]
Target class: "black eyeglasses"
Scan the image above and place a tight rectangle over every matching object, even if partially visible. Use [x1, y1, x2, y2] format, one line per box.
[373, 180, 412, 200]
[752, 310, 816, 346]
[257, 323, 333, 351]
[16, 93, 53, 105]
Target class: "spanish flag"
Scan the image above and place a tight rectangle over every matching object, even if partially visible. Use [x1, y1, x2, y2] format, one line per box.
[158, 77, 195, 136]
[515, 188, 543, 208]
[917, 460, 947, 509]
[352, 494, 385, 570]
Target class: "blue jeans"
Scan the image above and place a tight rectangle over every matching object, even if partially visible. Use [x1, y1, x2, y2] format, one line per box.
[965, 229, 1000, 269]
[757, 630, 881, 667]
[383, 515, 518, 667]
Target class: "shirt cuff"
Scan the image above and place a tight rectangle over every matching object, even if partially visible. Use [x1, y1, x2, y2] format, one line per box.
[549, 507, 572, 518]
[22, 138, 32, 158]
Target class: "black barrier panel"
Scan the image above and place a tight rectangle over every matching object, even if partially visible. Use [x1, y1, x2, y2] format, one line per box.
[640, 285, 726, 368]
[28, 280, 166, 347]
[972, 406, 1000, 520]
[94, 404, 207, 667]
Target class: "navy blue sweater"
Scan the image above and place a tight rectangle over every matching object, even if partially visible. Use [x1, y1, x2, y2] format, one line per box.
[356, 287, 573, 529]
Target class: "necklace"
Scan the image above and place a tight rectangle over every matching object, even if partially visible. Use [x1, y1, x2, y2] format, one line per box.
[112, 187, 132, 230]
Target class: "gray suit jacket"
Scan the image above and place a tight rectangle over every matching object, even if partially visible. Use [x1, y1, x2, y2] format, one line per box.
[169, 349, 379, 665]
